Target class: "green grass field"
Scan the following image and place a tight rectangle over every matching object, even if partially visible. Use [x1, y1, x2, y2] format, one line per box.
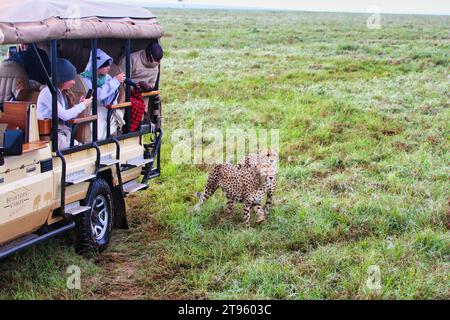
[0, 9, 449, 300]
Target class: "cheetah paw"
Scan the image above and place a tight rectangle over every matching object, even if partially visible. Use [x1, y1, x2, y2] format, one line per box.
[255, 215, 267, 224]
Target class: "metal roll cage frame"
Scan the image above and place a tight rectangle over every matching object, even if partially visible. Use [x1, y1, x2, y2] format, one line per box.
[28, 38, 162, 216]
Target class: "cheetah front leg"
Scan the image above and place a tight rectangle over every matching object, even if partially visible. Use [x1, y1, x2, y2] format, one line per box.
[254, 204, 267, 224]
[264, 180, 276, 217]
[243, 202, 252, 227]
[264, 189, 273, 216]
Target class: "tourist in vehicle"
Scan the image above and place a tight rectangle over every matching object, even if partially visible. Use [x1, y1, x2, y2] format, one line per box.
[81, 48, 126, 140]
[118, 41, 163, 123]
[37, 58, 93, 149]
[118, 40, 163, 88]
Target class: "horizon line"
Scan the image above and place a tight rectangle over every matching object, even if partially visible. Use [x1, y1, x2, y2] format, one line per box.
[150, 7, 450, 17]
[93, 0, 450, 16]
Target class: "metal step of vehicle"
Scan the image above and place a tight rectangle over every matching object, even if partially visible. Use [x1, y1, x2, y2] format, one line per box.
[65, 170, 96, 186]
[0, 234, 38, 256]
[147, 172, 160, 180]
[65, 202, 91, 216]
[125, 156, 154, 167]
[141, 167, 160, 178]
[122, 180, 148, 194]
[100, 156, 120, 167]
[0, 222, 76, 260]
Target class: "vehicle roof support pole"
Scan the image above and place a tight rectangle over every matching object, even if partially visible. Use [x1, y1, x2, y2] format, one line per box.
[29, 43, 53, 93]
[91, 39, 98, 142]
[50, 40, 58, 153]
[154, 64, 160, 91]
[125, 39, 131, 133]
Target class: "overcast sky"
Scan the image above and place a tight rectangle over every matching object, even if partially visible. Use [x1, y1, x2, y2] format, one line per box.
[112, 0, 450, 15]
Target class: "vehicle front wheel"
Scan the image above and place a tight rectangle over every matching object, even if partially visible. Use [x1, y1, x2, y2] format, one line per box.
[75, 177, 114, 256]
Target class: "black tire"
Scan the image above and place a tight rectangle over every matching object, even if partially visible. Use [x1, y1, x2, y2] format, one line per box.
[75, 177, 114, 256]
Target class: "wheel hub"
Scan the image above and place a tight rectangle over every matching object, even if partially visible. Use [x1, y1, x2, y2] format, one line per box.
[90, 194, 109, 241]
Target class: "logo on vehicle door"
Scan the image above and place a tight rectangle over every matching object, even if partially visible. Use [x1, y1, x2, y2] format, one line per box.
[3, 189, 30, 217]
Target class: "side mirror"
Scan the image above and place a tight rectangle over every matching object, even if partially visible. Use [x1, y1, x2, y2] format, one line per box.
[0, 130, 23, 159]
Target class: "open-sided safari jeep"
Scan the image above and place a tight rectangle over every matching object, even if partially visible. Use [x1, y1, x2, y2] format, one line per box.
[0, 0, 164, 259]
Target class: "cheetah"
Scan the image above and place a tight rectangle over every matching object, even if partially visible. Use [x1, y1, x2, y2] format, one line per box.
[238, 149, 278, 215]
[195, 162, 276, 226]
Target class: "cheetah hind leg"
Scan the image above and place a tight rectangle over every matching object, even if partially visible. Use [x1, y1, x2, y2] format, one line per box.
[194, 181, 218, 211]
[225, 198, 234, 215]
[194, 192, 205, 211]
[195, 167, 220, 209]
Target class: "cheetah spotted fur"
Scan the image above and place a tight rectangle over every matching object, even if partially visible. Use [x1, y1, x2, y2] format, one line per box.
[196, 162, 276, 226]
[238, 149, 278, 215]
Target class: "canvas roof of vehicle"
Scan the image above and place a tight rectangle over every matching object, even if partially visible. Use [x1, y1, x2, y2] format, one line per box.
[0, 0, 164, 45]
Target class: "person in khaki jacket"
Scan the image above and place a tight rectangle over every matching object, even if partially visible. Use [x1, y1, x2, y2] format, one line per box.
[118, 41, 163, 88]
[117, 41, 163, 121]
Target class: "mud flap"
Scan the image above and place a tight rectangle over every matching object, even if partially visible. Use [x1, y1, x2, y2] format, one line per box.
[112, 186, 129, 229]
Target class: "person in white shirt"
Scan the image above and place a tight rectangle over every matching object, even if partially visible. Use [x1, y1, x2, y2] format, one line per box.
[81, 48, 125, 139]
[37, 58, 93, 149]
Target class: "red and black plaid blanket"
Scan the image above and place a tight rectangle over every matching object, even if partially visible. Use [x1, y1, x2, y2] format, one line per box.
[130, 90, 145, 132]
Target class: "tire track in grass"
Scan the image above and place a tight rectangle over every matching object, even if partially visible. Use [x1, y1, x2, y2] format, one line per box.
[88, 202, 194, 299]
[92, 230, 147, 300]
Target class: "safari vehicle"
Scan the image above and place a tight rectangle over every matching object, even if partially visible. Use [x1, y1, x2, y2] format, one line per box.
[0, 0, 164, 259]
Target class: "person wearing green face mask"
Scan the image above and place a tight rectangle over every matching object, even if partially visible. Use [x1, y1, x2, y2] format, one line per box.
[81, 48, 126, 140]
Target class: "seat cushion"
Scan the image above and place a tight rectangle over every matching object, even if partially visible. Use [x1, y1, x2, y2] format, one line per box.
[0, 61, 30, 103]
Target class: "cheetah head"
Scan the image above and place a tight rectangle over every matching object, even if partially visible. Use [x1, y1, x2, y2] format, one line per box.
[255, 162, 276, 186]
[261, 149, 278, 166]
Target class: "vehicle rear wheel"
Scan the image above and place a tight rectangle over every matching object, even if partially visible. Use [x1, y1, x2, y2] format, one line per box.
[75, 177, 114, 256]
